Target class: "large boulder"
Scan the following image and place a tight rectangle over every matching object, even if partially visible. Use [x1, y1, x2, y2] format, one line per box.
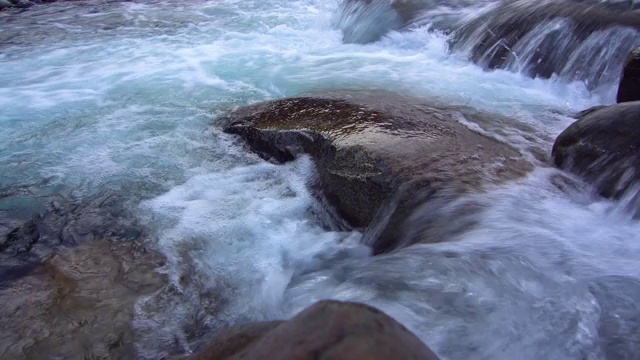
[450, 0, 640, 87]
[552, 101, 640, 200]
[221, 90, 532, 254]
[188, 300, 440, 360]
[617, 46, 640, 103]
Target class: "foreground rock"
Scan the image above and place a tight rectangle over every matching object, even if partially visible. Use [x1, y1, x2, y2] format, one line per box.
[0, 238, 166, 359]
[188, 300, 440, 360]
[553, 101, 640, 200]
[222, 90, 531, 253]
[0, 194, 167, 359]
[617, 46, 640, 103]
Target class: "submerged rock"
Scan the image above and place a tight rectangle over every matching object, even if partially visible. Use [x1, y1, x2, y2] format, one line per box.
[188, 300, 440, 360]
[221, 90, 531, 253]
[617, 46, 640, 103]
[553, 101, 640, 201]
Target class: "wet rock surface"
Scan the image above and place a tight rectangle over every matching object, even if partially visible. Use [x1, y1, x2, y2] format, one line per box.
[617, 46, 640, 103]
[0, 190, 147, 286]
[222, 90, 532, 254]
[187, 321, 285, 360]
[553, 101, 640, 203]
[0, 192, 167, 359]
[0, 238, 166, 359]
[188, 300, 440, 360]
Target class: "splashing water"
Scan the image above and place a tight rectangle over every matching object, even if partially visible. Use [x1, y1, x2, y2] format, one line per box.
[1, 0, 640, 359]
[449, 0, 640, 88]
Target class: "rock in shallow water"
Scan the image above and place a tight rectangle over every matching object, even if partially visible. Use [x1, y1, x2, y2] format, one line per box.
[221, 90, 532, 254]
[0, 238, 166, 359]
[0, 191, 168, 359]
[188, 300, 440, 360]
[553, 101, 640, 203]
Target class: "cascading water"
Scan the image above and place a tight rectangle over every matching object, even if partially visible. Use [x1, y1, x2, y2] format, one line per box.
[1, 0, 639, 359]
[450, 0, 640, 88]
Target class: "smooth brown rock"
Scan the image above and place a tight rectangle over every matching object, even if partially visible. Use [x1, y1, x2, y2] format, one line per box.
[553, 101, 640, 200]
[221, 90, 532, 254]
[188, 321, 284, 360]
[189, 300, 439, 360]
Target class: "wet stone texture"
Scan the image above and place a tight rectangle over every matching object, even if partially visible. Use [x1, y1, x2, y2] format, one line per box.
[0, 238, 166, 359]
[553, 101, 640, 204]
[617, 46, 640, 103]
[187, 300, 440, 360]
[221, 90, 532, 254]
[0, 194, 167, 359]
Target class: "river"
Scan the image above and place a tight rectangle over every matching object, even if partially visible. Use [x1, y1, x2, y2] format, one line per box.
[1, 1, 639, 359]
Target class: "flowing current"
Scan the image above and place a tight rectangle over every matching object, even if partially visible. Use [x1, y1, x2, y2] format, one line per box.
[1, 1, 639, 359]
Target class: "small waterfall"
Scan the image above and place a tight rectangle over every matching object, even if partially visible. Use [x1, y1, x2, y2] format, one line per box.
[451, 0, 640, 88]
[334, 0, 495, 44]
[334, 0, 404, 44]
[336, 0, 640, 88]
[559, 26, 640, 87]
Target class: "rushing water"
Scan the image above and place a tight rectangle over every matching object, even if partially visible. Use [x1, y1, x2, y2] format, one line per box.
[1, 1, 640, 359]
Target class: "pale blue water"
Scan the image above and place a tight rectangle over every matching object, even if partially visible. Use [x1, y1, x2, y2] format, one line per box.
[1, 1, 639, 359]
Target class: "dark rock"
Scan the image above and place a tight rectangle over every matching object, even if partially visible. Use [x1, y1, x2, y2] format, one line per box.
[575, 105, 609, 118]
[450, 0, 640, 86]
[1, 190, 146, 281]
[552, 101, 640, 200]
[617, 46, 640, 103]
[221, 90, 531, 253]
[15, 0, 34, 8]
[188, 300, 439, 360]
[188, 321, 285, 360]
